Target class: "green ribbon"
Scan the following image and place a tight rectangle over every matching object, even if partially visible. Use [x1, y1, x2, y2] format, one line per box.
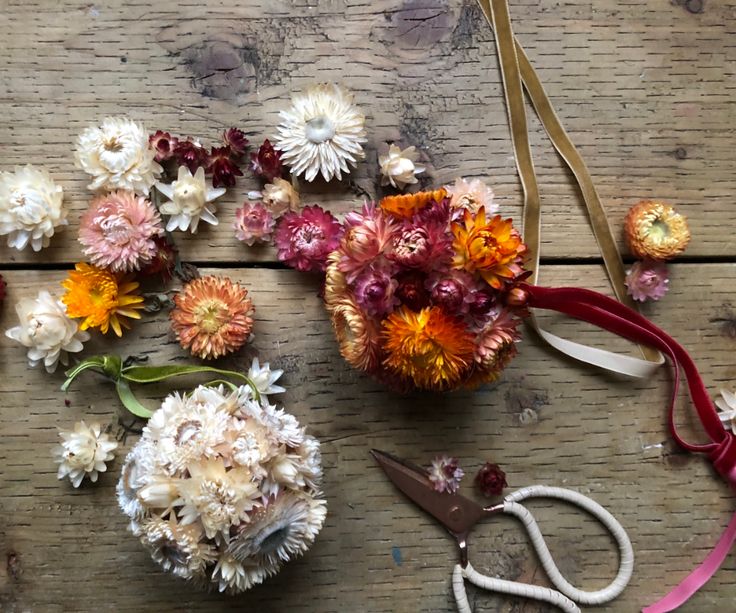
[62, 355, 259, 419]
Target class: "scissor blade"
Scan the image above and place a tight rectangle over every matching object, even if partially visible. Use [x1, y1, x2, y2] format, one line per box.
[371, 449, 485, 535]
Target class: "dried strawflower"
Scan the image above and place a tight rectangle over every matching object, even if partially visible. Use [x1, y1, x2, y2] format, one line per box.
[274, 205, 343, 272]
[61, 262, 145, 336]
[53, 421, 118, 488]
[353, 262, 399, 317]
[625, 260, 670, 302]
[338, 203, 399, 282]
[170, 275, 255, 360]
[250, 139, 283, 182]
[395, 271, 430, 311]
[379, 188, 447, 219]
[174, 139, 209, 174]
[0, 165, 67, 251]
[624, 200, 691, 261]
[716, 389, 736, 434]
[156, 166, 226, 233]
[475, 462, 507, 497]
[139, 235, 178, 281]
[208, 146, 243, 188]
[223, 128, 249, 157]
[118, 383, 326, 593]
[75, 116, 162, 195]
[445, 177, 498, 216]
[379, 144, 425, 190]
[79, 190, 164, 272]
[261, 178, 301, 216]
[428, 456, 464, 494]
[329, 295, 383, 371]
[246, 357, 285, 403]
[474, 308, 521, 369]
[5, 290, 89, 372]
[234, 202, 275, 246]
[149, 131, 179, 162]
[274, 83, 367, 182]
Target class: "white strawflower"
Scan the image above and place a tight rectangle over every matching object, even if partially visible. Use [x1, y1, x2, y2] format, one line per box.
[156, 166, 226, 233]
[119, 381, 326, 593]
[53, 421, 118, 488]
[0, 165, 67, 251]
[75, 116, 162, 195]
[716, 389, 736, 434]
[274, 83, 367, 182]
[5, 290, 89, 373]
[247, 357, 285, 402]
[379, 144, 425, 189]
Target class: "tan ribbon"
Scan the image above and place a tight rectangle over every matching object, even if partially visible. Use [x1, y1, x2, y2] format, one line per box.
[477, 0, 663, 377]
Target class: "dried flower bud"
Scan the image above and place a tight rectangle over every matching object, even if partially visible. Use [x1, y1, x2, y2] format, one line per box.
[223, 127, 249, 157]
[149, 131, 179, 162]
[250, 139, 283, 182]
[475, 462, 507, 497]
[207, 147, 243, 188]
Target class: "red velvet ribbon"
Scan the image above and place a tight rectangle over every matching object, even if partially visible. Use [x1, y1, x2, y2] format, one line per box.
[522, 283, 736, 610]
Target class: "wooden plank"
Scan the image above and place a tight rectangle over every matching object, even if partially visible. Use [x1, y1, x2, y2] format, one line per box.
[1, 0, 735, 265]
[1, 263, 736, 611]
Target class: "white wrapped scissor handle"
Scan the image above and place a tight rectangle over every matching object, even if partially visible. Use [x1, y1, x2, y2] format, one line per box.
[451, 486, 634, 613]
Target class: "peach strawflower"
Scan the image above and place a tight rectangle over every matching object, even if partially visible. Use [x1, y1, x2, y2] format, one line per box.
[329, 296, 382, 372]
[170, 276, 255, 360]
[624, 200, 691, 261]
[79, 190, 164, 272]
[451, 207, 526, 290]
[382, 306, 475, 391]
[379, 188, 447, 219]
[61, 263, 145, 336]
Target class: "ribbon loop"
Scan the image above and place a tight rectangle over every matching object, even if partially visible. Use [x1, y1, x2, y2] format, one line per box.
[710, 434, 736, 488]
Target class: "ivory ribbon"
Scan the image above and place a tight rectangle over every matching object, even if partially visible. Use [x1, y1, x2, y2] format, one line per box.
[477, 0, 663, 376]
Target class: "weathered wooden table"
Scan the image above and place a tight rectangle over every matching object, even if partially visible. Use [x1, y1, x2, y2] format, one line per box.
[1, 0, 735, 611]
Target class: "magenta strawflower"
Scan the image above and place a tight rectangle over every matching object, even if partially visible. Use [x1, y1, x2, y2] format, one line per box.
[79, 190, 163, 272]
[275, 205, 343, 272]
[395, 271, 430, 311]
[428, 456, 464, 494]
[250, 139, 282, 182]
[149, 130, 178, 162]
[389, 216, 453, 270]
[353, 262, 399, 317]
[338, 203, 399, 282]
[208, 146, 243, 188]
[173, 139, 209, 174]
[139, 235, 178, 282]
[625, 260, 670, 302]
[222, 127, 249, 157]
[234, 201, 275, 246]
[475, 462, 507, 497]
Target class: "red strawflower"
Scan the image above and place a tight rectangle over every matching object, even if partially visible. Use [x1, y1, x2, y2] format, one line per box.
[139, 235, 178, 282]
[149, 130, 179, 162]
[173, 139, 209, 174]
[395, 271, 429, 311]
[274, 205, 343, 272]
[250, 139, 282, 182]
[0, 274, 6, 303]
[475, 462, 507, 497]
[223, 128, 249, 157]
[208, 146, 243, 188]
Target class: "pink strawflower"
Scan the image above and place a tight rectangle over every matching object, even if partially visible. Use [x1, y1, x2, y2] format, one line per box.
[222, 127, 249, 157]
[389, 213, 453, 270]
[428, 455, 464, 494]
[250, 139, 282, 182]
[475, 307, 522, 366]
[625, 260, 670, 302]
[234, 201, 275, 246]
[149, 130, 178, 162]
[274, 205, 343, 272]
[338, 203, 399, 282]
[79, 190, 163, 272]
[353, 262, 399, 317]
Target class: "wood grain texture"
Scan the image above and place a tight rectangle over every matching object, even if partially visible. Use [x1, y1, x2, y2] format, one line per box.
[1, 0, 735, 265]
[2, 264, 736, 612]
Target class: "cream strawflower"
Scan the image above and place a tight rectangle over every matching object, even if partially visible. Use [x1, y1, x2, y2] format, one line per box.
[716, 389, 736, 434]
[211, 553, 278, 594]
[75, 116, 162, 195]
[247, 357, 285, 403]
[5, 290, 89, 373]
[141, 516, 217, 579]
[0, 165, 67, 251]
[156, 166, 226, 233]
[379, 144, 425, 189]
[260, 177, 301, 216]
[52, 421, 118, 488]
[274, 83, 367, 182]
[445, 177, 498, 216]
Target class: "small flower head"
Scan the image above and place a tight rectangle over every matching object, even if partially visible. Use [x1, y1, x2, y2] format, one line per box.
[234, 202, 275, 246]
[149, 130, 179, 162]
[246, 357, 285, 403]
[262, 178, 300, 216]
[338, 203, 399, 282]
[379, 144, 425, 190]
[624, 200, 691, 261]
[329, 295, 383, 371]
[475, 462, 507, 497]
[53, 421, 118, 488]
[428, 456, 464, 494]
[395, 271, 430, 311]
[379, 188, 447, 219]
[445, 177, 498, 216]
[170, 275, 255, 360]
[156, 166, 226, 233]
[353, 262, 399, 317]
[274, 205, 343, 272]
[389, 216, 452, 270]
[223, 128, 249, 157]
[207, 146, 243, 188]
[0, 165, 67, 251]
[625, 260, 670, 302]
[5, 290, 89, 372]
[250, 139, 282, 182]
[61, 263, 144, 336]
[173, 139, 209, 174]
[139, 235, 178, 282]
[79, 190, 164, 272]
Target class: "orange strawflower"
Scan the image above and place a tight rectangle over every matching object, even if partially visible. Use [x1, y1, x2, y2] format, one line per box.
[61, 263, 144, 337]
[382, 306, 474, 391]
[624, 200, 691, 261]
[451, 207, 526, 290]
[170, 276, 254, 360]
[379, 188, 447, 219]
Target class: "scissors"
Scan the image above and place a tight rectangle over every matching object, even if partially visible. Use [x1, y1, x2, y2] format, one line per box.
[371, 449, 634, 613]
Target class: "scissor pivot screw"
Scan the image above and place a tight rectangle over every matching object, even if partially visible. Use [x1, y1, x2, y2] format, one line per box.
[448, 505, 463, 524]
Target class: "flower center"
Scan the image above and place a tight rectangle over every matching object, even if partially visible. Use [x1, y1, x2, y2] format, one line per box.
[175, 419, 203, 446]
[258, 523, 291, 554]
[160, 541, 189, 566]
[194, 300, 228, 334]
[104, 137, 124, 153]
[649, 219, 670, 241]
[100, 215, 134, 246]
[305, 116, 336, 144]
